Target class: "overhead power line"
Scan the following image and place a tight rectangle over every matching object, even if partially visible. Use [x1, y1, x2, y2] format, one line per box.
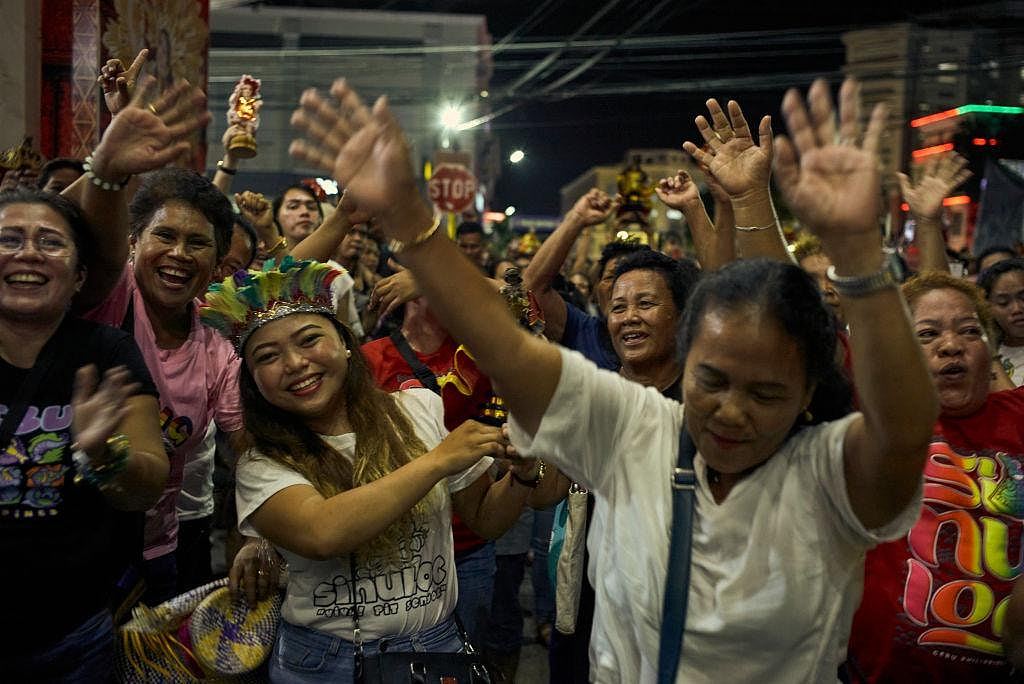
[502, 0, 625, 95]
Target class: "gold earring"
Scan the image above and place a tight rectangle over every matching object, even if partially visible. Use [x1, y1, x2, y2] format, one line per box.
[803, 408, 813, 423]
[345, 348, 352, 358]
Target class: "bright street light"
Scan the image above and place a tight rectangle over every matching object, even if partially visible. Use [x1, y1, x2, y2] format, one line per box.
[509, 149, 525, 164]
[440, 104, 463, 129]
[504, 205, 516, 216]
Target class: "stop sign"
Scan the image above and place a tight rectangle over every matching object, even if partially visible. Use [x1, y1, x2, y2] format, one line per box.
[428, 164, 477, 213]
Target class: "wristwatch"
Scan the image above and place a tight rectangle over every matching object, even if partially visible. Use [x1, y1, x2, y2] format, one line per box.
[512, 460, 546, 488]
[826, 258, 899, 298]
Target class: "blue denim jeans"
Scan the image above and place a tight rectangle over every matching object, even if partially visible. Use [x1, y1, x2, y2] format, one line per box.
[269, 615, 464, 683]
[454, 541, 496, 650]
[10, 609, 115, 682]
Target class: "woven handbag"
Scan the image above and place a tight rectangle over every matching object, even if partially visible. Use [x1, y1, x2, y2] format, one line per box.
[116, 577, 282, 682]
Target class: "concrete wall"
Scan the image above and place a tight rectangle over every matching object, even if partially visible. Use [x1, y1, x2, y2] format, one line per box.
[0, 1, 41, 149]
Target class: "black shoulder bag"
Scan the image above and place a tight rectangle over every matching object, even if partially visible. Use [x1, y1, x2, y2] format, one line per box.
[389, 331, 441, 396]
[657, 425, 697, 684]
[349, 555, 491, 684]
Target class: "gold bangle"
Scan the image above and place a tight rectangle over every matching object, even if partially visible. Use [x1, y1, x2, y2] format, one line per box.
[267, 235, 288, 253]
[389, 215, 441, 254]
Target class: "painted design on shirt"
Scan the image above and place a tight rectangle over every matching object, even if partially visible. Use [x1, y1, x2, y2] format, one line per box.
[901, 440, 1024, 661]
[311, 523, 448, 619]
[0, 402, 73, 518]
[159, 405, 194, 449]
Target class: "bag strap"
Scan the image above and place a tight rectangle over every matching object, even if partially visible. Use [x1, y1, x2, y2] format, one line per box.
[0, 318, 72, 453]
[349, 554, 365, 683]
[657, 420, 697, 684]
[389, 331, 440, 396]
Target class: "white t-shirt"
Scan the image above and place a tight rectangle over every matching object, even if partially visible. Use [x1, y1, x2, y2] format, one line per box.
[235, 389, 491, 640]
[327, 260, 364, 339]
[508, 348, 921, 684]
[1000, 343, 1024, 387]
[176, 421, 217, 521]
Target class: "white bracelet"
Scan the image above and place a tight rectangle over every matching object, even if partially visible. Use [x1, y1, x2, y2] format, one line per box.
[735, 224, 774, 233]
[83, 154, 130, 191]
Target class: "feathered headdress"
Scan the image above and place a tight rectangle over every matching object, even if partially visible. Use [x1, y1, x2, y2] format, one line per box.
[200, 257, 341, 353]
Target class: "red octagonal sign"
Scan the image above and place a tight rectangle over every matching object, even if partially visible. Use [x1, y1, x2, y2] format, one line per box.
[428, 164, 477, 213]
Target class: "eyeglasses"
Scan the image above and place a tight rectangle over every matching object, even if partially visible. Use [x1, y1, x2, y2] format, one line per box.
[0, 229, 74, 257]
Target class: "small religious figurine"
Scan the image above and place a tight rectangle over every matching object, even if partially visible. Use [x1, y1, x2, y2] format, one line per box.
[615, 155, 655, 241]
[226, 75, 263, 159]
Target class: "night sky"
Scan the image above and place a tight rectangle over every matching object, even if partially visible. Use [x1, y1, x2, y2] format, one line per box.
[266, 0, 1012, 214]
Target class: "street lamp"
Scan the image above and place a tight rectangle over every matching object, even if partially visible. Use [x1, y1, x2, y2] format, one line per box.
[509, 149, 525, 164]
[440, 104, 463, 130]
[505, 205, 516, 216]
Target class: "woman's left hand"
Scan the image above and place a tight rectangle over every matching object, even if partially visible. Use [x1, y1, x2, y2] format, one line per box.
[90, 75, 211, 181]
[71, 364, 139, 457]
[773, 79, 886, 247]
[229, 537, 283, 605]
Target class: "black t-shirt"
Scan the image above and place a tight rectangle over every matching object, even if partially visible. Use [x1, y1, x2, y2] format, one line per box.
[0, 318, 157, 650]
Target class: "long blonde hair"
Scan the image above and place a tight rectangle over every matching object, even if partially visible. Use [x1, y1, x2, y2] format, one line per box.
[238, 318, 444, 566]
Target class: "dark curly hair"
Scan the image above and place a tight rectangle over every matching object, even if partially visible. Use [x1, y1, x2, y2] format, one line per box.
[612, 250, 700, 315]
[129, 168, 234, 259]
[681, 258, 851, 424]
[596, 240, 649, 280]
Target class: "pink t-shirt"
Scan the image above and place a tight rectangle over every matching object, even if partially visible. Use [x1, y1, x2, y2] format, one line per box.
[84, 266, 243, 559]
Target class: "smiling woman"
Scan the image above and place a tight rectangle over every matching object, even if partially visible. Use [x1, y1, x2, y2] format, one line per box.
[199, 258, 540, 681]
[0, 188, 167, 679]
[83, 168, 245, 604]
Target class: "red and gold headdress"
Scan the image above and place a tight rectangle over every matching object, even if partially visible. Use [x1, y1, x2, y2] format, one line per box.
[199, 257, 341, 352]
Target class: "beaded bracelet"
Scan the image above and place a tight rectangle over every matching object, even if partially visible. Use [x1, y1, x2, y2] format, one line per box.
[83, 155, 131, 191]
[72, 433, 130, 487]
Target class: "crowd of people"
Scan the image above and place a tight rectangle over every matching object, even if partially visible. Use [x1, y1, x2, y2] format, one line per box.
[2, 44, 1024, 684]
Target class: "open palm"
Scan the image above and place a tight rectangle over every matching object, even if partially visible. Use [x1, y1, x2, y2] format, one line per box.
[92, 77, 210, 180]
[773, 79, 886, 240]
[683, 99, 772, 199]
[290, 80, 418, 229]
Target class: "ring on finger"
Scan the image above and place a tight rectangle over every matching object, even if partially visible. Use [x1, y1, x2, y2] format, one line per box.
[148, 104, 159, 115]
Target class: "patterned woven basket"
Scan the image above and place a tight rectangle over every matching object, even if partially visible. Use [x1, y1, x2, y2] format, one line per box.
[116, 577, 282, 682]
[189, 585, 283, 675]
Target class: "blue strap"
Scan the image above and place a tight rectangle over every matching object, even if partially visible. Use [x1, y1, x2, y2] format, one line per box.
[657, 425, 697, 684]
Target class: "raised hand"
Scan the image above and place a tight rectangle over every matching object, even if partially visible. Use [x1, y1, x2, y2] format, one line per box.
[774, 79, 886, 249]
[655, 170, 703, 210]
[235, 191, 274, 233]
[897, 153, 972, 221]
[290, 79, 425, 241]
[98, 49, 150, 116]
[90, 76, 211, 181]
[71, 365, 139, 458]
[569, 188, 618, 226]
[683, 99, 772, 201]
